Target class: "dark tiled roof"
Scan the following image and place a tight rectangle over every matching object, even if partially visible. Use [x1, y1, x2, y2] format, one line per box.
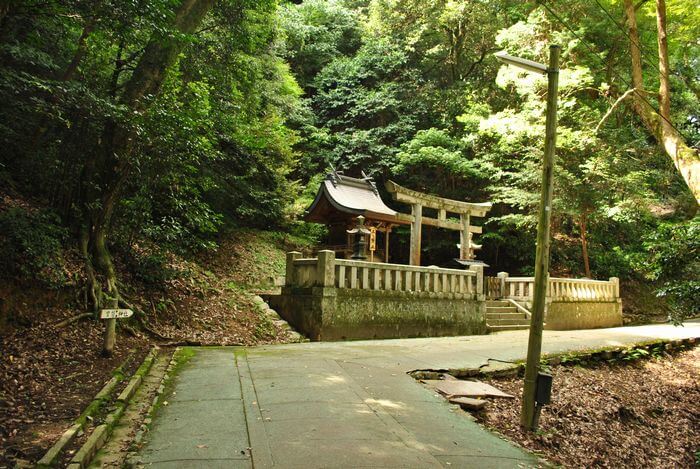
[305, 172, 398, 221]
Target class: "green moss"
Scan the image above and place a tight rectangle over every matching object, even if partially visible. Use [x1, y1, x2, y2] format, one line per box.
[149, 347, 196, 419]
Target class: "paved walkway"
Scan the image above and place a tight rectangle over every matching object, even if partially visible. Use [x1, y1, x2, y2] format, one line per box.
[135, 322, 700, 468]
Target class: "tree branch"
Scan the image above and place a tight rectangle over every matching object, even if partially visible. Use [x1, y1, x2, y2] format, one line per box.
[595, 88, 638, 133]
[53, 312, 93, 328]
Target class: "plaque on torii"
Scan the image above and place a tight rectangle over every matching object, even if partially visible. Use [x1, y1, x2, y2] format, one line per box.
[385, 181, 492, 266]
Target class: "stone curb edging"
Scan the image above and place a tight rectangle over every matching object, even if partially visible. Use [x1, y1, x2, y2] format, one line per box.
[124, 347, 181, 467]
[63, 346, 159, 469]
[36, 349, 138, 468]
[252, 295, 308, 342]
[409, 336, 699, 381]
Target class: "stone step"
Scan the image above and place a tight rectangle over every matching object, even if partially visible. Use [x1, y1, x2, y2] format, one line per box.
[485, 306, 517, 314]
[485, 300, 510, 307]
[485, 312, 529, 320]
[487, 324, 530, 331]
[486, 318, 531, 326]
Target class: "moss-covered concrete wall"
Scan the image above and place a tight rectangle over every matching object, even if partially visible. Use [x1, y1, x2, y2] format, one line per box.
[266, 287, 486, 341]
[543, 300, 623, 330]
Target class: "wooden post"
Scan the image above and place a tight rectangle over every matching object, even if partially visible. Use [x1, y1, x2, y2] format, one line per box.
[521, 45, 560, 431]
[316, 250, 335, 287]
[102, 296, 117, 357]
[285, 251, 301, 286]
[384, 226, 391, 263]
[410, 203, 422, 265]
[369, 227, 376, 262]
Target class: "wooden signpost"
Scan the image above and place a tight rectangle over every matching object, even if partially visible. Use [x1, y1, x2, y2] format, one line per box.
[100, 309, 134, 319]
[100, 303, 133, 357]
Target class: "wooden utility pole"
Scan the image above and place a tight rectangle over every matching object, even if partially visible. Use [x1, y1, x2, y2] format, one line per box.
[521, 45, 560, 430]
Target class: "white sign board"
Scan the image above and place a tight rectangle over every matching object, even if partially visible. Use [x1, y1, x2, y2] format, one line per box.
[100, 309, 133, 319]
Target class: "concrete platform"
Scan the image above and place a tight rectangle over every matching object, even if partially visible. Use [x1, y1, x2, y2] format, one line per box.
[135, 322, 700, 468]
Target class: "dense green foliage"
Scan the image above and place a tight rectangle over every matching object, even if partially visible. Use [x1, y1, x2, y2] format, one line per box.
[0, 0, 697, 319]
[0, 207, 68, 288]
[277, 0, 698, 319]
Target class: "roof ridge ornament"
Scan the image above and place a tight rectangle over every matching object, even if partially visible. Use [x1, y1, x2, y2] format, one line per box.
[327, 165, 342, 187]
[361, 170, 379, 195]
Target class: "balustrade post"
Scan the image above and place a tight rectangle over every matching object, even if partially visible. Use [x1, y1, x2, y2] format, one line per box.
[470, 265, 484, 296]
[285, 251, 302, 286]
[316, 250, 336, 287]
[610, 277, 620, 299]
[497, 272, 509, 298]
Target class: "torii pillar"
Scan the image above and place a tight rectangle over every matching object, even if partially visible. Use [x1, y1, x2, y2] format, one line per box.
[385, 180, 492, 266]
[410, 203, 422, 265]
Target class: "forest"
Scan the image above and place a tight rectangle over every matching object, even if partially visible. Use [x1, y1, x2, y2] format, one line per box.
[1, 0, 699, 466]
[1, 0, 698, 325]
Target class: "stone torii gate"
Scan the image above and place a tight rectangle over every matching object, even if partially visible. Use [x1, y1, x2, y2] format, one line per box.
[385, 181, 492, 266]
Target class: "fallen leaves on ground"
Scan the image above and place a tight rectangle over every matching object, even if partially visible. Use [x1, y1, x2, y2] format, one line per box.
[0, 314, 148, 466]
[120, 230, 300, 346]
[477, 347, 700, 468]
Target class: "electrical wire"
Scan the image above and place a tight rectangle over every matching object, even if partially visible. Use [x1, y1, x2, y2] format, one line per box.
[591, 0, 664, 76]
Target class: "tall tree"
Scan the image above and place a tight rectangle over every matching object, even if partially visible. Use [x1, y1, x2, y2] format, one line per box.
[656, 0, 670, 120]
[622, 0, 700, 203]
[80, 0, 215, 311]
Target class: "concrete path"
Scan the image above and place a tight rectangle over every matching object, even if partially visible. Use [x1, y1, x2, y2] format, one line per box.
[135, 322, 700, 468]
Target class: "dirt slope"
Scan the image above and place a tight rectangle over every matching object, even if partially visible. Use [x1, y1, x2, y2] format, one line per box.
[0, 228, 309, 466]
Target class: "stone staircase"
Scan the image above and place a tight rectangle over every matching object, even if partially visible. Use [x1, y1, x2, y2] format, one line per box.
[485, 300, 531, 331]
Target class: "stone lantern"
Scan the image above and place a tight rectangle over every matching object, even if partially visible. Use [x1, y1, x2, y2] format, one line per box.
[347, 215, 371, 260]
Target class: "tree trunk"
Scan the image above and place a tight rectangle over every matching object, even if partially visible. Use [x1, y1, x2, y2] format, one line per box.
[655, 0, 670, 120]
[632, 95, 700, 202]
[120, 0, 215, 111]
[623, 0, 644, 91]
[0, 1, 10, 26]
[579, 211, 591, 278]
[80, 0, 215, 313]
[61, 21, 95, 81]
[29, 21, 96, 158]
[623, 0, 700, 203]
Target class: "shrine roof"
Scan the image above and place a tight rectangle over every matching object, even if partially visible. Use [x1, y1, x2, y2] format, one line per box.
[304, 172, 400, 223]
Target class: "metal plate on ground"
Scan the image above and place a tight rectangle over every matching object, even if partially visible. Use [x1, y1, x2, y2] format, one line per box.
[424, 379, 514, 399]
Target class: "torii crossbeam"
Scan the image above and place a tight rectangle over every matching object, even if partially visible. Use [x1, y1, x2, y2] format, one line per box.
[385, 181, 492, 266]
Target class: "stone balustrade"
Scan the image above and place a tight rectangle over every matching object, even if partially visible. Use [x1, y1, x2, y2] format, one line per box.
[273, 252, 623, 339]
[484, 272, 623, 331]
[286, 250, 483, 298]
[489, 272, 620, 302]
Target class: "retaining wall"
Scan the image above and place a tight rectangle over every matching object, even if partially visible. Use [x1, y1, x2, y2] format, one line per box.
[267, 286, 486, 341]
[544, 300, 623, 330]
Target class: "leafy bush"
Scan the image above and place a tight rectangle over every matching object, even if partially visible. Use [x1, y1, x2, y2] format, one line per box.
[589, 246, 637, 279]
[0, 207, 68, 288]
[123, 247, 180, 289]
[636, 218, 700, 322]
